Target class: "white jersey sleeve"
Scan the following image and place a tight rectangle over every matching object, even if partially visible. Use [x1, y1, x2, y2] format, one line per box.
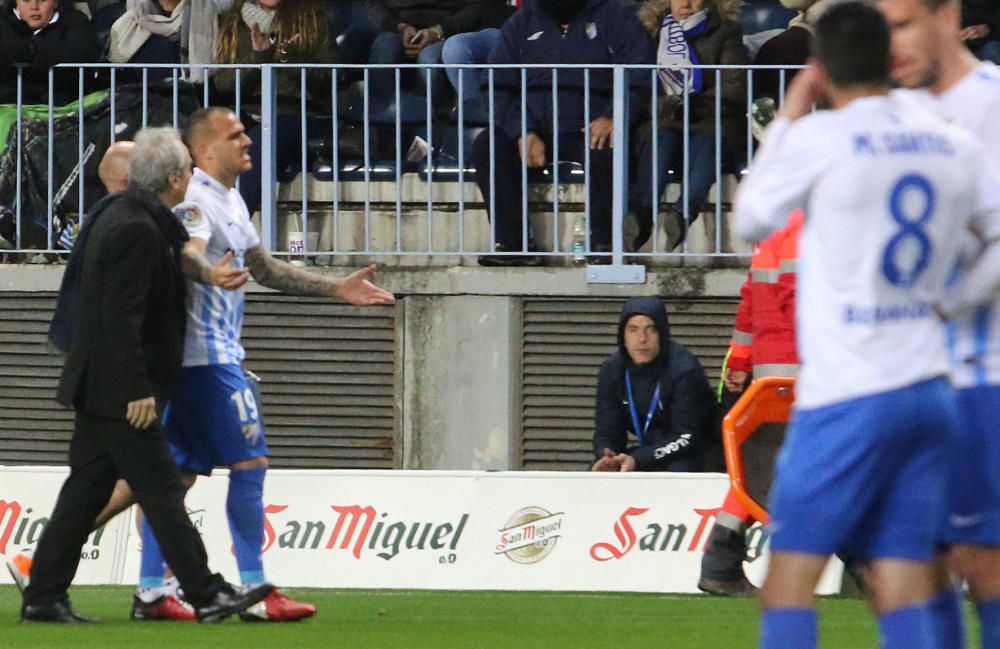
[173, 201, 212, 242]
[734, 116, 834, 243]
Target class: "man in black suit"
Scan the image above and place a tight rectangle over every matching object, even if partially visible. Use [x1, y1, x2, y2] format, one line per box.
[21, 127, 270, 624]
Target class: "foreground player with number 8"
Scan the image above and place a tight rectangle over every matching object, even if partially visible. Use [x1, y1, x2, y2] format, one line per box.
[733, 3, 1000, 648]
[132, 107, 395, 622]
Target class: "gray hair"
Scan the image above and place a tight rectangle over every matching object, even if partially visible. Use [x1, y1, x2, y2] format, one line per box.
[129, 127, 188, 194]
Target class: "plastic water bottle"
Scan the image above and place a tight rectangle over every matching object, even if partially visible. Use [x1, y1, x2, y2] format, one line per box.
[572, 216, 587, 265]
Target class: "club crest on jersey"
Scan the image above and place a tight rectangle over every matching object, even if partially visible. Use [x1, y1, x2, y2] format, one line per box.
[174, 203, 203, 228]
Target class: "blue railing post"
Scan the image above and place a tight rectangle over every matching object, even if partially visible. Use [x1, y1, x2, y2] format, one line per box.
[260, 65, 277, 251]
[587, 65, 644, 284]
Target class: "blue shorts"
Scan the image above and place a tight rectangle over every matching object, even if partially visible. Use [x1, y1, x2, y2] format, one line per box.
[164, 364, 269, 475]
[945, 385, 1000, 546]
[768, 377, 957, 562]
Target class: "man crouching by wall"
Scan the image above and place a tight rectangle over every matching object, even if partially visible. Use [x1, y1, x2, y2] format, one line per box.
[591, 297, 716, 472]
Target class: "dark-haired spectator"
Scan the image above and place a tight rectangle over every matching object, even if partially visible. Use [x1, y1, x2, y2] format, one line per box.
[961, 0, 1000, 64]
[752, 0, 831, 102]
[365, 0, 496, 111]
[107, 0, 230, 83]
[626, 0, 745, 252]
[474, 0, 655, 266]
[441, 0, 518, 124]
[212, 0, 337, 214]
[0, 0, 101, 105]
[591, 297, 716, 473]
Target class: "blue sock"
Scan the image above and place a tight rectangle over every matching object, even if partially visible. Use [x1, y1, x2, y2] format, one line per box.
[761, 607, 817, 649]
[929, 587, 966, 649]
[977, 595, 1000, 649]
[138, 517, 167, 590]
[227, 466, 267, 585]
[880, 603, 936, 649]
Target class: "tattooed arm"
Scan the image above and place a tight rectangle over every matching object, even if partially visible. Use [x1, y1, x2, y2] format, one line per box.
[244, 245, 395, 305]
[181, 238, 249, 289]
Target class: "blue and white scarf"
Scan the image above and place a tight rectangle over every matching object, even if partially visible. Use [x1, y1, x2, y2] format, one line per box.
[657, 10, 709, 97]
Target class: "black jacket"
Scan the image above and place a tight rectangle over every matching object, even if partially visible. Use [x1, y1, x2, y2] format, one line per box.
[55, 186, 189, 420]
[592, 296, 716, 471]
[0, 6, 101, 105]
[366, 0, 499, 36]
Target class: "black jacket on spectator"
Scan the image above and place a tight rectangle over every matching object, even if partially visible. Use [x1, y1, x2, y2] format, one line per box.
[56, 186, 189, 419]
[488, 0, 655, 140]
[593, 297, 716, 471]
[365, 0, 493, 36]
[0, 4, 101, 105]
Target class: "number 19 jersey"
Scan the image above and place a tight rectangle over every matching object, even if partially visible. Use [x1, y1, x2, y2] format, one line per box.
[735, 95, 1000, 410]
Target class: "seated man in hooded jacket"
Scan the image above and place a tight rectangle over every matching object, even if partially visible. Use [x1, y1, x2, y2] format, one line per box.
[592, 296, 716, 472]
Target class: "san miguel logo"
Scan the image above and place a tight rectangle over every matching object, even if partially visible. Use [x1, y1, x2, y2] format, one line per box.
[590, 506, 767, 562]
[260, 504, 468, 562]
[0, 500, 106, 558]
[495, 507, 565, 564]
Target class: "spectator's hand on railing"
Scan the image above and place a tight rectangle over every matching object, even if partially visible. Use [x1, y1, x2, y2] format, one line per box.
[591, 448, 622, 472]
[588, 117, 614, 150]
[519, 132, 547, 168]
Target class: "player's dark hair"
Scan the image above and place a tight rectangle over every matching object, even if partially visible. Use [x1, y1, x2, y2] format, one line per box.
[813, 0, 891, 88]
[183, 106, 233, 150]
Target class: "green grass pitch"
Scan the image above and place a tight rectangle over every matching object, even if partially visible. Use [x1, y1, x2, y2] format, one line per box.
[0, 586, 893, 648]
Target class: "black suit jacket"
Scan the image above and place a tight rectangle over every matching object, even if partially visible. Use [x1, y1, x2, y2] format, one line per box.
[56, 189, 188, 420]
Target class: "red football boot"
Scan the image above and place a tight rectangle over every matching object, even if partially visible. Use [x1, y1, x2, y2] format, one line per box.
[130, 594, 197, 621]
[238, 589, 316, 622]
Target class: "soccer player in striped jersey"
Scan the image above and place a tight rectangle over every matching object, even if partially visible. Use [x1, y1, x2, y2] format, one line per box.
[734, 2, 1000, 648]
[880, 0, 1000, 646]
[132, 107, 394, 622]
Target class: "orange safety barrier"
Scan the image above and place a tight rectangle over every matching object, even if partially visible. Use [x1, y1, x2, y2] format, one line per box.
[722, 376, 796, 524]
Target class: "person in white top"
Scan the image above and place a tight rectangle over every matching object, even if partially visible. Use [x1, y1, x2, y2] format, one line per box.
[132, 107, 395, 622]
[734, 3, 1000, 648]
[879, 0, 1000, 646]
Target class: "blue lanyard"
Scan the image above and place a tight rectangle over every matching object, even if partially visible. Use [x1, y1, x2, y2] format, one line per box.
[625, 370, 660, 446]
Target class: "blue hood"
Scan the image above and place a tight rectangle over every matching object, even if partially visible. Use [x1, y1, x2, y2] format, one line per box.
[617, 296, 671, 365]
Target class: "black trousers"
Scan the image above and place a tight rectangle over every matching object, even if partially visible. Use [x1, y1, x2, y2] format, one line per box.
[23, 412, 224, 609]
[473, 128, 614, 249]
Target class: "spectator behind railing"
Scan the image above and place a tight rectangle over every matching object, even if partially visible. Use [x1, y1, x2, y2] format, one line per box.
[0, 0, 101, 105]
[106, 0, 231, 84]
[441, 0, 519, 125]
[961, 0, 1000, 64]
[751, 0, 828, 101]
[625, 0, 746, 253]
[365, 0, 498, 114]
[212, 0, 337, 215]
[591, 297, 717, 473]
[474, 0, 655, 267]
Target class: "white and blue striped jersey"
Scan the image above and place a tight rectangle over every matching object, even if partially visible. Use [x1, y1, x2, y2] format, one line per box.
[175, 167, 260, 367]
[735, 95, 1000, 409]
[906, 64, 1000, 388]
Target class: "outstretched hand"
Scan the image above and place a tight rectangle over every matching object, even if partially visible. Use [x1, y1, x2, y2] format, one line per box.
[211, 251, 250, 290]
[335, 264, 395, 306]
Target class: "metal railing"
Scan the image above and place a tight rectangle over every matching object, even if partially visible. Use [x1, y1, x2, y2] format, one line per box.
[0, 62, 799, 280]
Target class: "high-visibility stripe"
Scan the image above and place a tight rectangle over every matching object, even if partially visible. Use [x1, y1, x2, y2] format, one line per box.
[750, 268, 779, 284]
[778, 259, 797, 274]
[754, 363, 799, 378]
[731, 330, 753, 346]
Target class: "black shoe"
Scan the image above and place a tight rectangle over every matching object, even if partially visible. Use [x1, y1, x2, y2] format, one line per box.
[21, 600, 97, 623]
[622, 212, 652, 252]
[195, 582, 273, 624]
[698, 524, 752, 597]
[477, 243, 542, 267]
[697, 575, 757, 597]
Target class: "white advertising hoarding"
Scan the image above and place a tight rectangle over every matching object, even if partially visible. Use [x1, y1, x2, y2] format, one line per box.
[0, 468, 843, 594]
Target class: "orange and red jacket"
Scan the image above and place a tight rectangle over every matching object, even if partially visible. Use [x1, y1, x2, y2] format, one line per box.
[727, 209, 803, 377]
